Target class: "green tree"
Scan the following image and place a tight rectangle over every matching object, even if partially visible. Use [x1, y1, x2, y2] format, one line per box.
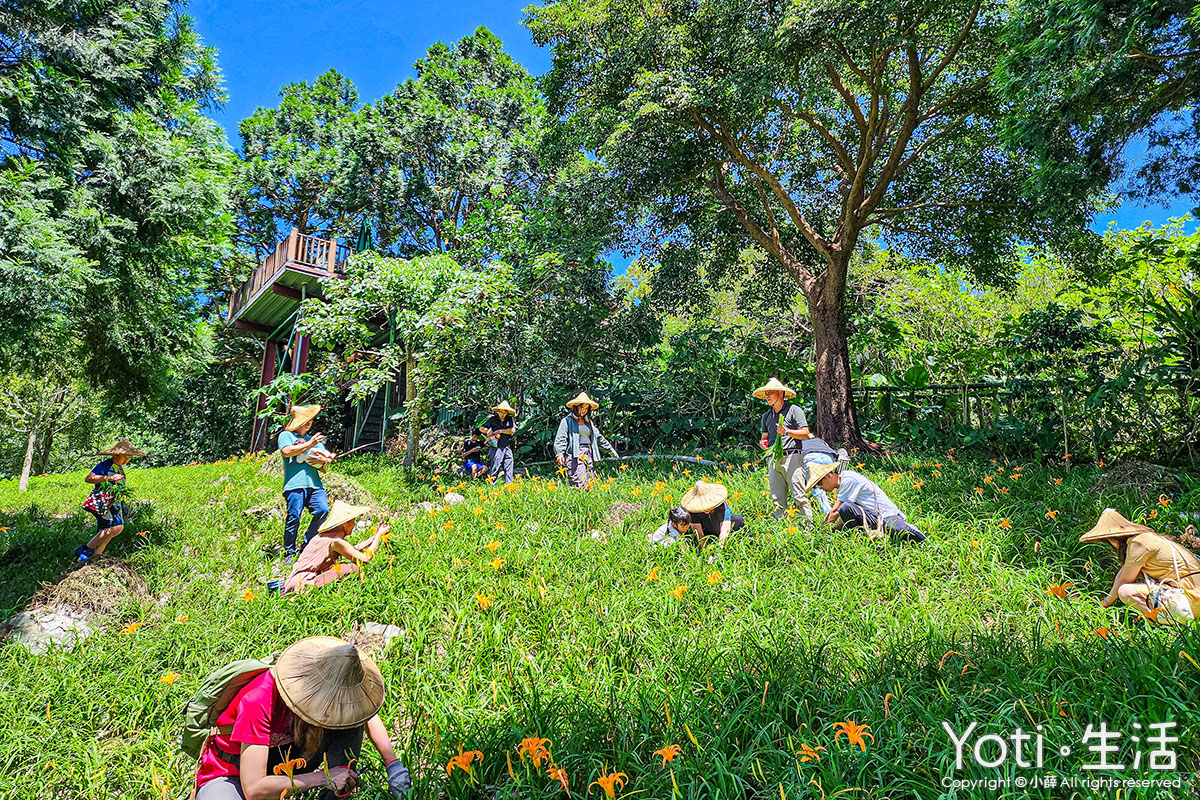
[234, 69, 366, 255]
[301, 251, 519, 464]
[361, 27, 545, 255]
[0, 0, 233, 396]
[999, 0, 1200, 207]
[527, 0, 1091, 447]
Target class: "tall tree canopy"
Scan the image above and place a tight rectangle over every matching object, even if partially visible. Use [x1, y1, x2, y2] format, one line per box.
[234, 69, 365, 254]
[0, 0, 233, 396]
[360, 27, 546, 256]
[1000, 0, 1200, 207]
[527, 0, 1091, 447]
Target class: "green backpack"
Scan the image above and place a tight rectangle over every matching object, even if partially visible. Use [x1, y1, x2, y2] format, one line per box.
[179, 655, 277, 759]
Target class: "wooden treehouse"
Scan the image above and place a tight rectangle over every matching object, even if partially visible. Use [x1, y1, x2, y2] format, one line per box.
[227, 228, 402, 453]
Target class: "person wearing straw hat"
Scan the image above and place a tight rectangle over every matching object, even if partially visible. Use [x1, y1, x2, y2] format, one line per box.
[192, 635, 411, 800]
[284, 500, 387, 594]
[554, 392, 620, 490]
[755, 377, 838, 520]
[74, 439, 146, 562]
[680, 480, 745, 553]
[1080, 508, 1200, 617]
[480, 401, 518, 484]
[808, 462, 927, 543]
[278, 404, 335, 559]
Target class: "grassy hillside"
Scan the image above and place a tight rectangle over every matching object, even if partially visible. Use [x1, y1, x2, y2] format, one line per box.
[0, 452, 1197, 798]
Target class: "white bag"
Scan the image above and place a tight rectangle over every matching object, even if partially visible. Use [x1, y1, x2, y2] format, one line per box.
[1146, 542, 1198, 622]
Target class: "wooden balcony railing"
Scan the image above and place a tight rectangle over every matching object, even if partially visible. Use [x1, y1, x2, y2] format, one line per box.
[228, 228, 355, 321]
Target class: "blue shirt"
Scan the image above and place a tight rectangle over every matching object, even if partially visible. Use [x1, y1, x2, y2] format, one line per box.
[278, 431, 324, 492]
[89, 458, 123, 480]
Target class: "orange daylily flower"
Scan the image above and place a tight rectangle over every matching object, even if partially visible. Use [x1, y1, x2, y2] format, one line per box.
[932, 470, 942, 477]
[121, 621, 144, 634]
[654, 743, 681, 767]
[517, 736, 552, 768]
[1010, 473, 1020, 481]
[476, 593, 494, 610]
[1045, 509, 1059, 520]
[176, 615, 188, 623]
[707, 570, 723, 585]
[912, 480, 924, 490]
[833, 719, 875, 751]
[547, 764, 571, 795]
[443, 520, 454, 531]
[159, 672, 182, 685]
[983, 475, 993, 484]
[1159, 494, 1172, 507]
[1034, 541, 1041, 553]
[669, 585, 688, 600]
[136, 530, 150, 538]
[888, 472, 902, 483]
[1047, 582, 1075, 600]
[473, 507, 485, 516]
[273, 757, 307, 777]
[796, 742, 825, 763]
[883, 693, 893, 719]
[1142, 607, 1166, 623]
[446, 745, 483, 777]
[855, 462, 865, 470]
[487, 540, 502, 554]
[973, 487, 983, 495]
[589, 769, 628, 799]
[1053, 477, 1063, 485]
[786, 525, 799, 535]
[0, 527, 8, 532]
[999, 487, 1008, 494]
[489, 557, 506, 571]
[241, 589, 258, 602]
[1093, 627, 1113, 639]
[647, 567, 659, 581]
[998, 518, 1012, 529]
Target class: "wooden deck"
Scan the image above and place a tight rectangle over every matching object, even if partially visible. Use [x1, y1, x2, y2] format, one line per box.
[227, 229, 354, 332]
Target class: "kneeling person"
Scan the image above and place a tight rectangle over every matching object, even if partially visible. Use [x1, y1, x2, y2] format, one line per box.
[808, 463, 926, 543]
[680, 480, 745, 551]
[648, 506, 692, 547]
[192, 636, 410, 799]
[284, 501, 385, 594]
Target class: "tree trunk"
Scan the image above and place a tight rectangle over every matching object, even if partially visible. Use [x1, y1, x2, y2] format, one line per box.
[402, 353, 420, 467]
[18, 428, 36, 492]
[806, 279, 872, 451]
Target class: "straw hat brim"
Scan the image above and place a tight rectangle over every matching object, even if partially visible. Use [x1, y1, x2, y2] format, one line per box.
[805, 461, 840, 492]
[286, 404, 322, 432]
[97, 439, 146, 457]
[274, 636, 384, 729]
[318, 500, 371, 534]
[491, 401, 518, 415]
[565, 392, 599, 411]
[753, 379, 797, 400]
[681, 481, 729, 513]
[1078, 508, 1156, 543]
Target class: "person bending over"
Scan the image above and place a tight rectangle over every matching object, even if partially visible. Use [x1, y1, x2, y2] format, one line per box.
[649, 506, 693, 547]
[1080, 508, 1200, 618]
[284, 501, 385, 594]
[192, 636, 410, 800]
[680, 480, 745, 553]
[807, 462, 926, 543]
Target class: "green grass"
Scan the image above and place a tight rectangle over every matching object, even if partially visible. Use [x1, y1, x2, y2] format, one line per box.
[1, 451, 1198, 799]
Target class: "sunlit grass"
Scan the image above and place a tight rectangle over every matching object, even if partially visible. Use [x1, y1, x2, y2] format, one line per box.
[0, 452, 1196, 798]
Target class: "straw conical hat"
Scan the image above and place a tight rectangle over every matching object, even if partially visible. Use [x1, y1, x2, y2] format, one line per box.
[97, 439, 146, 457]
[681, 480, 729, 513]
[565, 392, 599, 411]
[274, 636, 384, 729]
[491, 401, 517, 415]
[805, 460, 841, 492]
[286, 404, 321, 432]
[318, 499, 371, 534]
[1079, 508, 1155, 543]
[753, 377, 797, 400]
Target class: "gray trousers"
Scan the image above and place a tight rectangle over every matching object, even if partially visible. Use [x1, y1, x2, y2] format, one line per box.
[195, 724, 364, 800]
[489, 445, 515, 484]
[767, 453, 813, 519]
[566, 455, 594, 489]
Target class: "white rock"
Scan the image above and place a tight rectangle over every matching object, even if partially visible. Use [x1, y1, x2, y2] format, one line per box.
[443, 493, 466, 505]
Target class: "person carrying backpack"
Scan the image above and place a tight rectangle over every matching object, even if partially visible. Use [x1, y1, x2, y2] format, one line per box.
[184, 636, 411, 799]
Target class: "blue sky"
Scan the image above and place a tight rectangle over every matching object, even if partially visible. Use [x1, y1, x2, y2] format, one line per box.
[188, 0, 1191, 235]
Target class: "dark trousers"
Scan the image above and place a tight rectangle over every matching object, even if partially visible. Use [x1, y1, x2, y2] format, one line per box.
[283, 487, 330, 555]
[837, 500, 926, 543]
[197, 724, 364, 800]
[489, 445, 515, 484]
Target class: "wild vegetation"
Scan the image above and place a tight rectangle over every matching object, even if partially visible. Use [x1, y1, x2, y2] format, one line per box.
[1, 454, 1198, 797]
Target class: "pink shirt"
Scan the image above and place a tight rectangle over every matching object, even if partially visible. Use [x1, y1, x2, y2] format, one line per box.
[285, 535, 340, 593]
[195, 670, 295, 788]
